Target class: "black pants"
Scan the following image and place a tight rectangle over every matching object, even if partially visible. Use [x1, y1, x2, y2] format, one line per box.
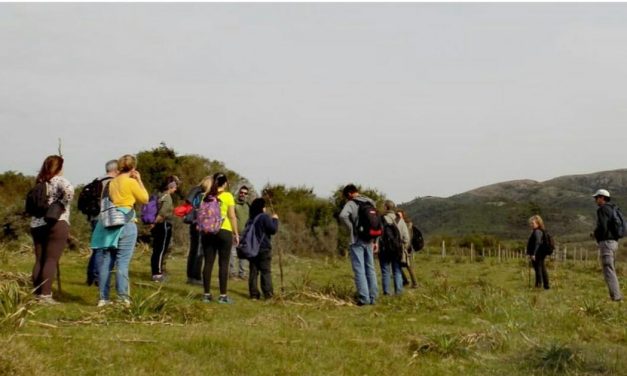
[151, 221, 173, 276]
[186, 225, 203, 280]
[532, 255, 549, 289]
[248, 249, 273, 299]
[31, 221, 69, 296]
[201, 229, 233, 295]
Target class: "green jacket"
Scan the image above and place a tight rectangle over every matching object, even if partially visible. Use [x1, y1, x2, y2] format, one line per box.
[234, 200, 250, 233]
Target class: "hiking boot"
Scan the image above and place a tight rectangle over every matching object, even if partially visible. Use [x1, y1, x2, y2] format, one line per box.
[217, 295, 233, 304]
[202, 294, 213, 303]
[97, 299, 111, 307]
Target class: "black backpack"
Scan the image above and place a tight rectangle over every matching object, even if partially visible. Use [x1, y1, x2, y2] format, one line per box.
[25, 182, 49, 218]
[411, 224, 425, 252]
[354, 200, 383, 241]
[78, 178, 108, 217]
[542, 231, 555, 255]
[380, 218, 403, 261]
[610, 205, 626, 239]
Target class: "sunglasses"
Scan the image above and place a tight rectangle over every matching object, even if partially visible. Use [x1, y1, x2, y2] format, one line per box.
[239, 191, 249, 196]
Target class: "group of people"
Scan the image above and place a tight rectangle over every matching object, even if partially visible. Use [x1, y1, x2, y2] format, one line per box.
[524, 188, 624, 302]
[26, 156, 623, 306]
[338, 184, 624, 306]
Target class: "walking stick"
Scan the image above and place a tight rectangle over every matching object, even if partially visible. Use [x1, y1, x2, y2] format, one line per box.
[528, 259, 531, 288]
[57, 260, 62, 296]
[263, 190, 285, 295]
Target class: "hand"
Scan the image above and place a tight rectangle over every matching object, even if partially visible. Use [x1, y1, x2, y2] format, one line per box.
[130, 170, 141, 180]
[272, 214, 279, 220]
[373, 242, 379, 254]
[233, 235, 240, 247]
[531, 255, 536, 261]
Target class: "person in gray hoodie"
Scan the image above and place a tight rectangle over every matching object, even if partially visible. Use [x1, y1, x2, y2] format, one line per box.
[379, 200, 409, 295]
[339, 184, 379, 306]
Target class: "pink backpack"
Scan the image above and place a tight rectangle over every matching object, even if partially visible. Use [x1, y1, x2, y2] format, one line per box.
[196, 195, 223, 234]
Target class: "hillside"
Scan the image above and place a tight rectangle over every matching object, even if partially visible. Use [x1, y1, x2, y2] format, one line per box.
[401, 169, 627, 242]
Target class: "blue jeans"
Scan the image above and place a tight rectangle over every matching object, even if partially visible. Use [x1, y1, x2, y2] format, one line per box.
[379, 255, 403, 295]
[349, 240, 378, 305]
[98, 221, 137, 301]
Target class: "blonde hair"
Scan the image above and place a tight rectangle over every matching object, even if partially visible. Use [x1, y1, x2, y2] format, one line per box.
[117, 154, 137, 173]
[199, 175, 213, 192]
[528, 215, 545, 230]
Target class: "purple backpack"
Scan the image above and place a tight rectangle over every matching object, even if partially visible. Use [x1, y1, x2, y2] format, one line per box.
[196, 195, 223, 234]
[140, 195, 160, 224]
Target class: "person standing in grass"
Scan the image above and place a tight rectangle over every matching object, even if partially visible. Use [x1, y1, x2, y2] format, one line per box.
[526, 215, 550, 290]
[84, 159, 118, 287]
[339, 184, 379, 306]
[201, 173, 239, 304]
[378, 201, 409, 296]
[230, 185, 250, 280]
[246, 198, 279, 300]
[150, 175, 180, 283]
[29, 155, 74, 304]
[92, 154, 148, 307]
[592, 189, 624, 302]
[397, 209, 418, 289]
[184, 176, 212, 285]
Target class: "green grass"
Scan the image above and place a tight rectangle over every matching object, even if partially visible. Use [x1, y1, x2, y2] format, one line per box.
[1, 245, 625, 375]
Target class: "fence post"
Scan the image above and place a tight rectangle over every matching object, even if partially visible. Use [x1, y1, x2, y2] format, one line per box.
[441, 240, 446, 258]
[471, 243, 475, 263]
[498, 244, 501, 262]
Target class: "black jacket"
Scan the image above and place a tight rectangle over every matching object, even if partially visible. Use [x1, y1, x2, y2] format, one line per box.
[526, 229, 544, 257]
[594, 203, 617, 242]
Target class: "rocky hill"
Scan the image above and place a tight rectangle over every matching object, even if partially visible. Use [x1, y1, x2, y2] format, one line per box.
[401, 169, 627, 241]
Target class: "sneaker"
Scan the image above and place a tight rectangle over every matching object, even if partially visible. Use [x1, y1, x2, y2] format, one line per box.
[217, 295, 233, 304]
[37, 294, 60, 305]
[97, 299, 111, 307]
[152, 274, 166, 283]
[202, 294, 213, 303]
[117, 299, 131, 307]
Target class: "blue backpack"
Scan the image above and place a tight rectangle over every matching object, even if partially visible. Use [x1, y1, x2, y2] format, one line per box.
[236, 214, 266, 259]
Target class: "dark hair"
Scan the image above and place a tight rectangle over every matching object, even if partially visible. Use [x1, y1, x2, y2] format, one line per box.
[160, 175, 180, 192]
[249, 198, 266, 219]
[239, 185, 249, 192]
[208, 172, 228, 196]
[36, 155, 64, 183]
[342, 184, 358, 199]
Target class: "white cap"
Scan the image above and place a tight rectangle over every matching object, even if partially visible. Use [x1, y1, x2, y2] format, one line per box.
[593, 189, 610, 198]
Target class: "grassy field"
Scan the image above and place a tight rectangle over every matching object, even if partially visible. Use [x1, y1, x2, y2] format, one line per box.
[1, 244, 626, 376]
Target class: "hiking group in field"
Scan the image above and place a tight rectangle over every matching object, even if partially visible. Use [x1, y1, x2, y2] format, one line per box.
[24, 154, 625, 307]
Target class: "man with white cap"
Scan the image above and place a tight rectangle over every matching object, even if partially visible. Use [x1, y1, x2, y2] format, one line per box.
[592, 189, 623, 302]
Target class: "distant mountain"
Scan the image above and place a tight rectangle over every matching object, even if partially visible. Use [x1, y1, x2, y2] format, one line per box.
[401, 169, 627, 241]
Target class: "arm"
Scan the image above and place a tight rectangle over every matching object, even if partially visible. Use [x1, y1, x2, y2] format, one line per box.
[130, 172, 149, 204]
[228, 205, 239, 244]
[531, 229, 543, 258]
[594, 206, 610, 242]
[262, 214, 279, 236]
[397, 220, 410, 249]
[338, 202, 354, 233]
